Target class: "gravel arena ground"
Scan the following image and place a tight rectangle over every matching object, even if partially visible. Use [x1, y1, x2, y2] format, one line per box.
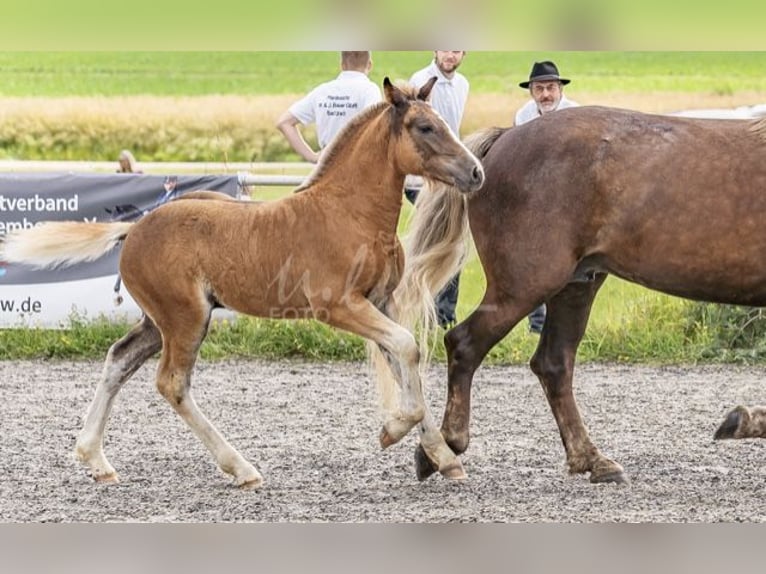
[1, 359, 764, 523]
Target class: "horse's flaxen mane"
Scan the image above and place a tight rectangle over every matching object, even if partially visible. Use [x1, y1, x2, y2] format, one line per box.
[750, 117, 766, 143]
[463, 126, 508, 160]
[296, 81, 421, 192]
[295, 101, 389, 192]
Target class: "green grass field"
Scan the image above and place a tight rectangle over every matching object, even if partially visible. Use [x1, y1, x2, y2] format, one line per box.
[2, 51, 766, 96]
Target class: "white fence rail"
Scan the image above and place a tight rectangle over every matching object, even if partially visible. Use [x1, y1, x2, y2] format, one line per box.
[0, 160, 312, 187]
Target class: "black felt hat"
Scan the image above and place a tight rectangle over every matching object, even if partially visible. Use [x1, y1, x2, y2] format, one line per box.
[519, 61, 570, 88]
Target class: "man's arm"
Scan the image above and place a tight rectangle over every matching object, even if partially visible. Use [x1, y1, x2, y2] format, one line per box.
[275, 110, 320, 164]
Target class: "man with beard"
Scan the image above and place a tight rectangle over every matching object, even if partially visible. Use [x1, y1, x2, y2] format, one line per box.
[515, 60, 579, 124]
[515, 60, 579, 334]
[405, 51, 470, 329]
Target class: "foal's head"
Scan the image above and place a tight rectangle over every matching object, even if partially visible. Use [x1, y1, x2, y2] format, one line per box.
[384, 77, 484, 193]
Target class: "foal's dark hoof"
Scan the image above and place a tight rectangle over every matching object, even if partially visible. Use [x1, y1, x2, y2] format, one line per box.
[714, 407, 745, 440]
[589, 470, 629, 485]
[414, 444, 438, 482]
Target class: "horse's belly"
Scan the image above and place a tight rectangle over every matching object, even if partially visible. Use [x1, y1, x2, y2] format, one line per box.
[613, 265, 766, 307]
[213, 283, 314, 320]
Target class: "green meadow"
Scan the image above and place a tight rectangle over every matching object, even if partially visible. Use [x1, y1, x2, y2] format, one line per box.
[2, 52, 766, 96]
[1, 51, 765, 363]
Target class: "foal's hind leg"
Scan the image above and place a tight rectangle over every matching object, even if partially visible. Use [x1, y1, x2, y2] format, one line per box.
[530, 277, 627, 484]
[75, 316, 162, 483]
[153, 310, 263, 489]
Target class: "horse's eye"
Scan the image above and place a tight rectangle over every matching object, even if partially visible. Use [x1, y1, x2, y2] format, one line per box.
[418, 124, 434, 135]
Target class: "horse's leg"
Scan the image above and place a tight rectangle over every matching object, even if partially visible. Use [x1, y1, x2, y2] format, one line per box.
[75, 316, 162, 482]
[153, 308, 263, 489]
[373, 342, 465, 480]
[414, 293, 525, 480]
[325, 295, 464, 478]
[714, 405, 766, 439]
[529, 276, 627, 483]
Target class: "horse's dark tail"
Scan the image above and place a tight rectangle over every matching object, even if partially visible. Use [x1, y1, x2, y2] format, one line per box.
[369, 127, 507, 410]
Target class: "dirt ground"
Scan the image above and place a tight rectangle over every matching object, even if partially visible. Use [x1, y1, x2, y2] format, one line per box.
[0, 359, 764, 523]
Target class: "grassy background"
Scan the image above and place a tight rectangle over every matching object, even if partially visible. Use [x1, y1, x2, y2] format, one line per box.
[3, 52, 766, 96]
[1, 51, 765, 363]
[3, 52, 766, 164]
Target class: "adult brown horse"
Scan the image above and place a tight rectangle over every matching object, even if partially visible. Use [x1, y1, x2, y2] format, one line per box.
[0, 78, 484, 489]
[391, 105, 766, 484]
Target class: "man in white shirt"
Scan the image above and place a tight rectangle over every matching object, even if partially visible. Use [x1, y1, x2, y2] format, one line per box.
[515, 60, 579, 334]
[407, 51, 469, 329]
[409, 51, 469, 137]
[276, 51, 382, 163]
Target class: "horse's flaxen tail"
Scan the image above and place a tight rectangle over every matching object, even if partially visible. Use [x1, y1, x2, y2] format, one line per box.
[398, 126, 506, 353]
[0, 221, 134, 269]
[369, 127, 507, 413]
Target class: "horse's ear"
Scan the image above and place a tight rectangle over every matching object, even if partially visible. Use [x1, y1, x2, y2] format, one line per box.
[417, 77, 438, 102]
[383, 77, 408, 108]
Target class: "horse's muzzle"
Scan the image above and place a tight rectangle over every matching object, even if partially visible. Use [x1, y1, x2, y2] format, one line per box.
[464, 164, 485, 193]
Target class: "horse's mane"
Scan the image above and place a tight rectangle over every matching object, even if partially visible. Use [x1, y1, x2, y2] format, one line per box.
[463, 126, 508, 160]
[750, 116, 766, 143]
[295, 101, 388, 192]
[295, 82, 420, 192]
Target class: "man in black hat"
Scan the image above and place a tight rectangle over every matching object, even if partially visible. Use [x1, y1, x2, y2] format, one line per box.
[515, 60, 578, 126]
[515, 60, 579, 334]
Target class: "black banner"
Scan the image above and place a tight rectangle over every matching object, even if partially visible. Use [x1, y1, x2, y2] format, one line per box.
[0, 172, 239, 285]
[0, 172, 240, 327]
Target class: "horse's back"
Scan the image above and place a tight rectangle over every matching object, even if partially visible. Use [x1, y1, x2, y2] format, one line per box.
[119, 187, 403, 316]
[475, 105, 766, 305]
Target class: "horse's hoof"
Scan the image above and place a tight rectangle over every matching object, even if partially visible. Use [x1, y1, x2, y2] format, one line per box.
[238, 476, 264, 491]
[714, 407, 746, 440]
[439, 459, 467, 481]
[93, 472, 120, 484]
[590, 470, 629, 485]
[414, 444, 438, 481]
[379, 428, 397, 450]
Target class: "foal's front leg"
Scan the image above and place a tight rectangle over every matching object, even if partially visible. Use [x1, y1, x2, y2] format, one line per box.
[373, 343, 465, 479]
[326, 295, 464, 478]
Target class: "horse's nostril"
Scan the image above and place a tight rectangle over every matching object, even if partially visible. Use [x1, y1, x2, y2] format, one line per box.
[472, 166, 484, 184]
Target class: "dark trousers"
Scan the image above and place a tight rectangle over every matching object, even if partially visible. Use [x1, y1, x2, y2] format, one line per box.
[435, 274, 460, 328]
[405, 185, 460, 328]
[528, 304, 546, 333]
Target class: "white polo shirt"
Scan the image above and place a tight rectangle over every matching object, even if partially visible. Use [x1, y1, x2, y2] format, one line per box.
[514, 95, 579, 126]
[409, 61, 469, 137]
[289, 70, 382, 149]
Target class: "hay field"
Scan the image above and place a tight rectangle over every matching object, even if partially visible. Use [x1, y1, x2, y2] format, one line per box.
[2, 88, 763, 164]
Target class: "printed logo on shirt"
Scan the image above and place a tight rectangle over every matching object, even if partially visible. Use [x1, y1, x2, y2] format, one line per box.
[319, 95, 360, 117]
